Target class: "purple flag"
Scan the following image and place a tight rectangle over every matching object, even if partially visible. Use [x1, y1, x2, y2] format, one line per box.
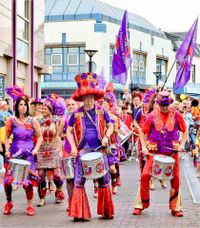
[174, 18, 198, 89]
[112, 10, 132, 85]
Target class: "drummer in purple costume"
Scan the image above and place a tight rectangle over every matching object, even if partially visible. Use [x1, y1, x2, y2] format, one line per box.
[67, 72, 114, 221]
[3, 86, 43, 216]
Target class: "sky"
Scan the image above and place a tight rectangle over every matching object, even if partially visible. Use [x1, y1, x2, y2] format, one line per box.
[99, 0, 200, 42]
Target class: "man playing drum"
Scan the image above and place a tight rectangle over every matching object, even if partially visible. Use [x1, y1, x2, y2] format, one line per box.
[133, 91, 188, 217]
[67, 72, 114, 221]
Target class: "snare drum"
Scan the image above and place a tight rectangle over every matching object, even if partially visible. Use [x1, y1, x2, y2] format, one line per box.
[151, 155, 175, 180]
[81, 152, 106, 179]
[62, 157, 74, 179]
[9, 159, 30, 184]
[117, 121, 132, 145]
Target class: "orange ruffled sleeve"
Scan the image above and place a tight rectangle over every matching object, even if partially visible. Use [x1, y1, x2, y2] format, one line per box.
[5, 117, 13, 136]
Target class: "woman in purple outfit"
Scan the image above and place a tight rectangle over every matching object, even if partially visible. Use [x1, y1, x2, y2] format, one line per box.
[4, 86, 43, 216]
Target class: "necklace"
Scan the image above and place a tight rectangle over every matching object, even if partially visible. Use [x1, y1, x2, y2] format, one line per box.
[18, 117, 28, 125]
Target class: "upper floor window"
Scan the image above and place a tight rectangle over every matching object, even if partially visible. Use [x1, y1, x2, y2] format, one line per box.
[156, 58, 168, 81]
[132, 52, 146, 84]
[17, 0, 29, 62]
[51, 54, 62, 66]
[44, 46, 85, 82]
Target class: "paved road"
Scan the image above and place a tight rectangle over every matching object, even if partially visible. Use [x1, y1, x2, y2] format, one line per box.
[0, 158, 200, 228]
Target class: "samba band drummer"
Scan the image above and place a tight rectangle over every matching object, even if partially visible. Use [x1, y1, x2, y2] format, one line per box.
[3, 86, 43, 216]
[67, 72, 114, 221]
[133, 91, 188, 217]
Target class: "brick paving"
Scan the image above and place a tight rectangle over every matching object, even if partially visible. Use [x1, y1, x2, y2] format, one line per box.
[0, 159, 200, 228]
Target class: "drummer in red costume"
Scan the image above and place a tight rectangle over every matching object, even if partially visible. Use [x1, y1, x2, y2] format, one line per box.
[133, 91, 188, 217]
[67, 72, 114, 221]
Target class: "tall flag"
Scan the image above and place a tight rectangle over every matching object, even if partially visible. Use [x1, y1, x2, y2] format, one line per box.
[174, 17, 198, 89]
[112, 10, 132, 85]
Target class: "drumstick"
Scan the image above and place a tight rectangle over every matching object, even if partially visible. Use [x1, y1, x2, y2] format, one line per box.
[164, 146, 185, 152]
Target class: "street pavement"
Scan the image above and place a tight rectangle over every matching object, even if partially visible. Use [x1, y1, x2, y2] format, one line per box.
[0, 156, 200, 228]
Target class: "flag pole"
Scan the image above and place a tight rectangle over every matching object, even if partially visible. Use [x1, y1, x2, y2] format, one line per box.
[161, 59, 176, 91]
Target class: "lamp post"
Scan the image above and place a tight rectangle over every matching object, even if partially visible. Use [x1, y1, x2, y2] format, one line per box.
[153, 71, 161, 86]
[84, 49, 98, 72]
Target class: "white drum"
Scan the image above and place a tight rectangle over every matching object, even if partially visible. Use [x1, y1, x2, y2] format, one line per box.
[9, 159, 30, 184]
[81, 152, 106, 179]
[151, 155, 175, 180]
[117, 121, 132, 145]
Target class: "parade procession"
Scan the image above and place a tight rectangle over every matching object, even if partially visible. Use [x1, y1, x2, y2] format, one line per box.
[0, 0, 200, 227]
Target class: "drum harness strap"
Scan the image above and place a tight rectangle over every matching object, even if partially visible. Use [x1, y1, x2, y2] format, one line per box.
[85, 110, 112, 155]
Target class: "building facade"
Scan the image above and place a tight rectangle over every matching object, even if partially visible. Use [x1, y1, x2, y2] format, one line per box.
[0, 0, 48, 100]
[43, 0, 200, 98]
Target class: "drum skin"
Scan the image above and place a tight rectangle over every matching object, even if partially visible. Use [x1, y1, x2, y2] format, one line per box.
[151, 155, 175, 180]
[81, 152, 107, 179]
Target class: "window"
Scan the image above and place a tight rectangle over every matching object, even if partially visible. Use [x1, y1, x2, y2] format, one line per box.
[132, 52, 146, 84]
[17, 0, 29, 62]
[17, 39, 28, 61]
[191, 65, 196, 83]
[68, 54, 78, 65]
[51, 54, 62, 66]
[156, 58, 168, 81]
[109, 46, 115, 81]
[0, 76, 5, 99]
[139, 61, 144, 72]
[44, 46, 85, 81]
[132, 60, 138, 71]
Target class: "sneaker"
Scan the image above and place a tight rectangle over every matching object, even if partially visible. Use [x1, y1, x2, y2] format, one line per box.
[12, 185, 18, 191]
[116, 178, 121, 186]
[55, 190, 65, 204]
[150, 178, 155, 190]
[160, 180, 167, 189]
[193, 161, 197, 167]
[37, 198, 46, 207]
[4, 202, 13, 215]
[102, 215, 114, 219]
[112, 186, 117, 194]
[133, 208, 143, 215]
[93, 191, 98, 198]
[171, 210, 183, 217]
[27, 206, 35, 216]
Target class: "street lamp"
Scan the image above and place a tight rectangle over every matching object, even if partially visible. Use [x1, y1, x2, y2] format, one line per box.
[153, 71, 161, 86]
[84, 49, 98, 72]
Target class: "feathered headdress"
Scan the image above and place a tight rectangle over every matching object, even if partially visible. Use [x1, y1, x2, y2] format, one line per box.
[142, 88, 157, 106]
[104, 82, 117, 108]
[5, 85, 29, 102]
[44, 93, 66, 116]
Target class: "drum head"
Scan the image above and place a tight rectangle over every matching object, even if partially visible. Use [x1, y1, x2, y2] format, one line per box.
[81, 152, 102, 161]
[9, 158, 31, 166]
[154, 155, 174, 164]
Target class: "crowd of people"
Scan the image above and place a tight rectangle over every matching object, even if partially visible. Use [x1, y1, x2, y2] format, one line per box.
[0, 71, 200, 220]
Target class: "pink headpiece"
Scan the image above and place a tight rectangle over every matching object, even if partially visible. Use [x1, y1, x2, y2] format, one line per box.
[5, 85, 29, 102]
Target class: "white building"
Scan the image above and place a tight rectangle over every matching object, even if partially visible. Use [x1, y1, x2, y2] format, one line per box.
[0, 0, 47, 100]
[43, 0, 200, 98]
